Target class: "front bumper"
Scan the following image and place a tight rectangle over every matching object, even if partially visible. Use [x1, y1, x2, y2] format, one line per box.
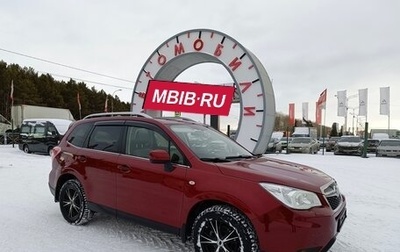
[254, 195, 347, 252]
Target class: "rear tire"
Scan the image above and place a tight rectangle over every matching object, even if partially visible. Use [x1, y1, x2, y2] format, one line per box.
[59, 179, 94, 225]
[192, 205, 259, 252]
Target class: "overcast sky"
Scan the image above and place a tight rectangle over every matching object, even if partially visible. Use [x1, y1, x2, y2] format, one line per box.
[1, 0, 399, 133]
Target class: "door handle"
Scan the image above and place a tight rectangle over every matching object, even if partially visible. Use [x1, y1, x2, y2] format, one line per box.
[77, 155, 87, 163]
[118, 165, 131, 174]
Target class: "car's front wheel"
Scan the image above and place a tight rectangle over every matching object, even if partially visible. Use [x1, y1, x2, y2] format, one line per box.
[23, 145, 30, 153]
[59, 179, 94, 225]
[192, 205, 259, 252]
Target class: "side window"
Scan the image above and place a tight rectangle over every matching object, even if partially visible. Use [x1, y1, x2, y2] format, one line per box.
[47, 124, 57, 136]
[33, 123, 46, 138]
[87, 125, 123, 153]
[125, 126, 185, 164]
[66, 123, 93, 147]
[126, 127, 154, 158]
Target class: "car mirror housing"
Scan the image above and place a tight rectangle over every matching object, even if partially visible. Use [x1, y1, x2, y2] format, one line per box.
[149, 149, 170, 163]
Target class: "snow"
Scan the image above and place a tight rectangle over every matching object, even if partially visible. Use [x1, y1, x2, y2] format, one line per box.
[1, 144, 399, 251]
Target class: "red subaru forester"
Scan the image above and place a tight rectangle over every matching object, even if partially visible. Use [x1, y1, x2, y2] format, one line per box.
[49, 112, 346, 252]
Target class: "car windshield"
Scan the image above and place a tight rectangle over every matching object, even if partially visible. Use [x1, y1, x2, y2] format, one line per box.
[380, 140, 400, 146]
[291, 138, 311, 144]
[338, 137, 361, 142]
[169, 124, 253, 160]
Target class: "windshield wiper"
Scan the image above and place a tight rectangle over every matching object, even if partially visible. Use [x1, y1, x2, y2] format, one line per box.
[200, 157, 231, 163]
[225, 155, 254, 160]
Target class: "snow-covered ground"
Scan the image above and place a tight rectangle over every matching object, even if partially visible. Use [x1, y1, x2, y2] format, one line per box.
[1, 144, 399, 251]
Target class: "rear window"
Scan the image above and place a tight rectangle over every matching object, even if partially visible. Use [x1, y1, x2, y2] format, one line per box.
[66, 123, 93, 147]
[380, 140, 400, 146]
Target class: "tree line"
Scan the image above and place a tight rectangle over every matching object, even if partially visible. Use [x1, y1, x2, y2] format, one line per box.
[0, 60, 335, 137]
[0, 60, 130, 121]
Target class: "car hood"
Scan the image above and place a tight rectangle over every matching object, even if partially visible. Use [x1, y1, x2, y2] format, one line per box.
[337, 142, 361, 147]
[216, 156, 332, 192]
[288, 143, 311, 147]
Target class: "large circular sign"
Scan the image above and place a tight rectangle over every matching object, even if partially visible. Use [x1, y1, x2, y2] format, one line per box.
[131, 29, 275, 154]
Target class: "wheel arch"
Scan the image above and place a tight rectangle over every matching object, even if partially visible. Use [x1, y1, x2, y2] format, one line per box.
[54, 173, 79, 202]
[181, 199, 255, 243]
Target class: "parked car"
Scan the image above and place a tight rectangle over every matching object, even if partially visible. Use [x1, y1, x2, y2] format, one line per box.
[265, 137, 282, 153]
[325, 137, 341, 152]
[278, 137, 292, 150]
[376, 139, 400, 157]
[49, 112, 346, 252]
[286, 137, 320, 154]
[366, 139, 380, 153]
[333, 136, 362, 155]
[19, 118, 73, 155]
[318, 137, 328, 148]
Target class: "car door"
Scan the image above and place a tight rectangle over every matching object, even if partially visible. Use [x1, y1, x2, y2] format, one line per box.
[77, 122, 124, 212]
[116, 123, 188, 228]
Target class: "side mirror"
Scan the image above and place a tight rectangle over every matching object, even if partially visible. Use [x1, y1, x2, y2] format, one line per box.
[149, 149, 175, 172]
[149, 149, 170, 163]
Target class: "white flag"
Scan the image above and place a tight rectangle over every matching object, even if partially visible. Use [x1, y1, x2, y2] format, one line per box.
[380, 87, 390, 115]
[358, 88, 368, 116]
[337, 90, 347, 117]
[302, 102, 309, 121]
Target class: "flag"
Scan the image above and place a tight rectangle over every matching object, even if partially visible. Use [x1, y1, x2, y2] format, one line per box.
[337, 90, 347, 117]
[104, 96, 108, 112]
[380, 87, 390, 115]
[316, 102, 322, 124]
[288, 103, 295, 126]
[358, 88, 368, 116]
[302, 102, 309, 121]
[10, 80, 14, 101]
[317, 89, 327, 109]
[77, 92, 81, 111]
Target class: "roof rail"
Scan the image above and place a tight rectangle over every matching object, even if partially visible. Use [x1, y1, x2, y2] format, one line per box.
[83, 112, 152, 119]
[157, 116, 197, 122]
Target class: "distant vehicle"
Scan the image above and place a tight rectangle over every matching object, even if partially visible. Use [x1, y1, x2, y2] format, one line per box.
[292, 127, 317, 139]
[372, 132, 389, 141]
[334, 136, 362, 155]
[11, 104, 75, 130]
[325, 137, 341, 152]
[278, 137, 292, 150]
[265, 138, 282, 153]
[287, 137, 319, 154]
[376, 139, 400, 157]
[366, 139, 380, 153]
[18, 118, 73, 155]
[318, 137, 328, 148]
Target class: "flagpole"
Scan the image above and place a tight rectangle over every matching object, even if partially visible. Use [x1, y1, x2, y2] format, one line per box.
[10, 80, 15, 148]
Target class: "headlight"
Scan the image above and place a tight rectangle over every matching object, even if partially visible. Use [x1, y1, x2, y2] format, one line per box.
[260, 183, 322, 210]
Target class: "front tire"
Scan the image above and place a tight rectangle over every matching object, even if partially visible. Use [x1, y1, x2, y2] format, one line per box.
[59, 179, 93, 225]
[23, 145, 30, 153]
[192, 205, 259, 252]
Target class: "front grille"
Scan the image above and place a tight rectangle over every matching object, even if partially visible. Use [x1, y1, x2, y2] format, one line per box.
[322, 181, 342, 210]
[326, 195, 341, 210]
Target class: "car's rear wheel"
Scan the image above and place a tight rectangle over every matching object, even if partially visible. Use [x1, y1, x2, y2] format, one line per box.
[59, 179, 93, 225]
[192, 205, 259, 252]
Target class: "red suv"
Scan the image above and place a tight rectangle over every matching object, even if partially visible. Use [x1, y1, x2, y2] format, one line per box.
[49, 112, 346, 252]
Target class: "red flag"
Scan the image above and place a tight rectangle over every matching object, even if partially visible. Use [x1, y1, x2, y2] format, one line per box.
[317, 89, 327, 109]
[288, 103, 295, 126]
[316, 102, 322, 124]
[77, 92, 81, 110]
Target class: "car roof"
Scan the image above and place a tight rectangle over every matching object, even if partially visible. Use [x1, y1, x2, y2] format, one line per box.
[81, 112, 206, 127]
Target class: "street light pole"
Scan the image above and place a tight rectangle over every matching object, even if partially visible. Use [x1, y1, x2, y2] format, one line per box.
[111, 89, 122, 113]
